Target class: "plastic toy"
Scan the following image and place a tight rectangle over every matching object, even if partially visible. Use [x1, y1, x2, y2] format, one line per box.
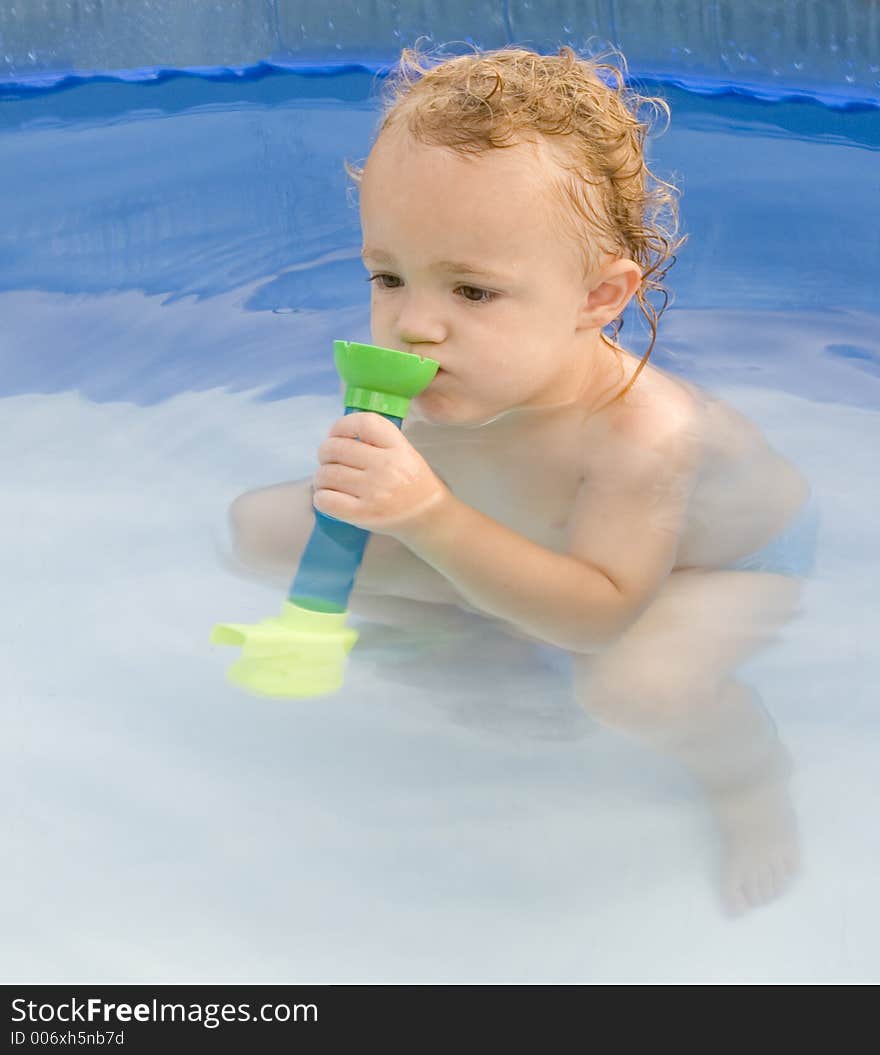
[211, 340, 440, 698]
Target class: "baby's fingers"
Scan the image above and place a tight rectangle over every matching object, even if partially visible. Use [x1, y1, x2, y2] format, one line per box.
[313, 462, 365, 497]
[316, 434, 373, 468]
[330, 411, 402, 447]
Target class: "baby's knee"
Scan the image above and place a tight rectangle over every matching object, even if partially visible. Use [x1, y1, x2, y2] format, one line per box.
[228, 479, 314, 573]
[572, 654, 715, 731]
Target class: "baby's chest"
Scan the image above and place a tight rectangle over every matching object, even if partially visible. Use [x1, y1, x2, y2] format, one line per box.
[414, 427, 586, 547]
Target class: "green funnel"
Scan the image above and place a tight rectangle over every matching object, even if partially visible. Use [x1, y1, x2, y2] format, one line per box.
[211, 340, 440, 698]
[333, 339, 440, 417]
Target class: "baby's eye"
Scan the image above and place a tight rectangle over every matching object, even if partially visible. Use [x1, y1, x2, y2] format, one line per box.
[457, 285, 497, 304]
[367, 273, 402, 290]
[366, 274, 497, 305]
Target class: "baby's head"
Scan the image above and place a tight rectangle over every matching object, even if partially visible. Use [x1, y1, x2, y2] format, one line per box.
[346, 43, 685, 426]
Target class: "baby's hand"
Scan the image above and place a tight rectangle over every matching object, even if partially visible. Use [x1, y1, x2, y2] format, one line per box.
[313, 411, 450, 539]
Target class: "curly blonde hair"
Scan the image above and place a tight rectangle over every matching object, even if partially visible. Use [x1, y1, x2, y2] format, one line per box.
[345, 40, 687, 397]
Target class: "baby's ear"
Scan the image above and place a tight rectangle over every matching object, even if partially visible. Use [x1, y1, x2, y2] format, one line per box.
[580, 259, 641, 329]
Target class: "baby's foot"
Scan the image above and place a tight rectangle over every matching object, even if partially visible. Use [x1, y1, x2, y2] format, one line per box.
[710, 752, 801, 916]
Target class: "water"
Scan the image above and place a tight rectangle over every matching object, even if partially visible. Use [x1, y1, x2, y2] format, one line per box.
[1, 70, 878, 983]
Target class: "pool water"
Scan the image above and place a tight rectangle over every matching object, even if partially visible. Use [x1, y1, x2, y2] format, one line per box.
[1, 69, 878, 983]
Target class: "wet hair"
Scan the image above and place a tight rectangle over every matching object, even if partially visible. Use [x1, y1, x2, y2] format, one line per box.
[344, 40, 687, 398]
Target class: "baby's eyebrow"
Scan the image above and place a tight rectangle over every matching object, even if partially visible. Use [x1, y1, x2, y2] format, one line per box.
[361, 247, 509, 282]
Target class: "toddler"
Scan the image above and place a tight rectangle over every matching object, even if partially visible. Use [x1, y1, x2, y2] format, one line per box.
[229, 44, 816, 916]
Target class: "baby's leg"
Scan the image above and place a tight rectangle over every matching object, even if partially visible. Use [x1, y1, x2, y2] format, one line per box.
[225, 478, 481, 633]
[571, 567, 805, 916]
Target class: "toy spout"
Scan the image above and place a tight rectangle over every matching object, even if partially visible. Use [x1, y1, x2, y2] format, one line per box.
[211, 340, 439, 699]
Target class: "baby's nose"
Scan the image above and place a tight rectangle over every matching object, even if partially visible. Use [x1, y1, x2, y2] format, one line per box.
[396, 298, 446, 345]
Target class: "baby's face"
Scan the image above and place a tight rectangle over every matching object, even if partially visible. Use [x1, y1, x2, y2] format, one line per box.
[360, 127, 599, 426]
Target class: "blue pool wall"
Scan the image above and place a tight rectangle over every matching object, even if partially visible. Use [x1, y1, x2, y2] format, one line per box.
[1, 1, 877, 413]
[1, 1, 878, 107]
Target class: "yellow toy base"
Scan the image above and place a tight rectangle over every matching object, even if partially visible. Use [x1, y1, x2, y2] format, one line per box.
[211, 600, 359, 699]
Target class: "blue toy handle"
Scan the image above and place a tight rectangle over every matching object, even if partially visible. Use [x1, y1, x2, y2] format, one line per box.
[288, 407, 403, 613]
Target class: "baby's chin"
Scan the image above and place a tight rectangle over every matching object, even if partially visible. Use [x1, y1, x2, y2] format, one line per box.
[411, 390, 510, 428]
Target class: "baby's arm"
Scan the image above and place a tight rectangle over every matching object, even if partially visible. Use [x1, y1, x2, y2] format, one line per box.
[392, 406, 700, 653]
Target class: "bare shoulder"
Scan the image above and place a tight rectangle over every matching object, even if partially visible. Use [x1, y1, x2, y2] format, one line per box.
[584, 360, 705, 482]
